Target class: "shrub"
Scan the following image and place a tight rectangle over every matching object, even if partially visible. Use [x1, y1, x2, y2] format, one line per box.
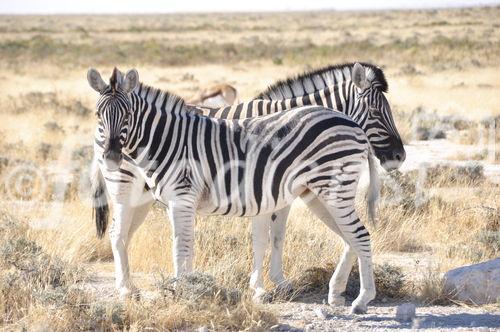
[155, 271, 241, 305]
[292, 263, 406, 301]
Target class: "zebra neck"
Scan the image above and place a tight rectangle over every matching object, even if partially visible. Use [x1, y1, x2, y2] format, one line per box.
[122, 84, 188, 155]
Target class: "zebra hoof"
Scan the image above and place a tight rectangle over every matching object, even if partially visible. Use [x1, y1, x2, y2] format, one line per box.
[275, 280, 293, 295]
[328, 295, 346, 307]
[118, 286, 140, 301]
[350, 303, 367, 315]
[252, 287, 267, 304]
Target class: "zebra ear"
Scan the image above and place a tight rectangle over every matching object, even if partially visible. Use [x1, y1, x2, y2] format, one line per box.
[87, 68, 107, 93]
[352, 63, 369, 90]
[123, 69, 139, 94]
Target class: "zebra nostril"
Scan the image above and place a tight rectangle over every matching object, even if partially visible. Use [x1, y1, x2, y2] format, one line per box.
[394, 150, 406, 163]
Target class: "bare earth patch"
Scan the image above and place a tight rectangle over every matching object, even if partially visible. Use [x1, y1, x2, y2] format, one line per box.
[268, 301, 499, 331]
[81, 261, 499, 331]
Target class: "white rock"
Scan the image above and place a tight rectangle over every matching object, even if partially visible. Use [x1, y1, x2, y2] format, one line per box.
[443, 258, 500, 304]
[396, 303, 416, 322]
[198, 327, 208, 332]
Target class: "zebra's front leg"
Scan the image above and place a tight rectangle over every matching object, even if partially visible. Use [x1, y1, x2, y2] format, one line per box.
[168, 199, 196, 277]
[109, 203, 137, 299]
[268, 206, 293, 292]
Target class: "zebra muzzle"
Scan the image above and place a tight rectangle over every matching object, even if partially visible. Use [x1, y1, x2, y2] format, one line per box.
[103, 150, 122, 171]
[103, 137, 123, 171]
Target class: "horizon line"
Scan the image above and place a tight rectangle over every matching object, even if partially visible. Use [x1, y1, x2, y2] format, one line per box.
[1, 3, 499, 15]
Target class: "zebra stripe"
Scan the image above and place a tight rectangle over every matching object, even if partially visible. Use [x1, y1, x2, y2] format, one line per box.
[91, 75, 377, 312]
[87, 64, 405, 312]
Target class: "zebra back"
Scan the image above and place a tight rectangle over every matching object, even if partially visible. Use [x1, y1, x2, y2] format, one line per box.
[255, 62, 388, 100]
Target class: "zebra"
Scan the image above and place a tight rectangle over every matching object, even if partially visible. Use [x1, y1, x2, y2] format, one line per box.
[88, 67, 391, 313]
[88, 63, 405, 308]
[193, 63, 405, 300]
[246, 62, 406, 300]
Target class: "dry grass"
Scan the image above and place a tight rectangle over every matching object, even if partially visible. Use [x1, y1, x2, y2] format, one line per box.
[0, 212, 277, 331]
[375, 168, 499, 266]
[0, 6, 499, 329]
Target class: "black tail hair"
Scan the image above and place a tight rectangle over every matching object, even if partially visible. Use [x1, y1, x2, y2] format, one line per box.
[92, 164, 109, 238]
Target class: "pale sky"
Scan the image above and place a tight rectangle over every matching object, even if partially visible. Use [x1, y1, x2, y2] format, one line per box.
[0, 0, 499, 14]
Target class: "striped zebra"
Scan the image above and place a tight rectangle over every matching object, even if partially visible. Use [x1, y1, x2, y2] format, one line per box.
[195, 63, 405, 300]
[88, 67, 391, 313]
[88, 63, 405, 311]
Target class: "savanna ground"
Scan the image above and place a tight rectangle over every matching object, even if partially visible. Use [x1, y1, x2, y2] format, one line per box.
[0, 6, 499, 331]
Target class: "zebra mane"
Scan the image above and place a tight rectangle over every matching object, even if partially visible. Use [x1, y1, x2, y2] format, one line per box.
[255, 62, 388, 100]
[137, 82, 187, 112]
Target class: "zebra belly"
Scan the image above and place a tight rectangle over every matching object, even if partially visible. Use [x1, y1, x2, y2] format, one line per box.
[196, 190, 301, 217]
[195, 170, 307, 217]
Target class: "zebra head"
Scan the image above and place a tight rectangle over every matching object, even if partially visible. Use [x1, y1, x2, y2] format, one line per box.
[87, 67, 139, 171]
[351, 63, 405, 171]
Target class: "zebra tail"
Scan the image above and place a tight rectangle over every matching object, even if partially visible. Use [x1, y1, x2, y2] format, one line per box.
[92, 162, 109, 239]
[367, 150, 380, 228]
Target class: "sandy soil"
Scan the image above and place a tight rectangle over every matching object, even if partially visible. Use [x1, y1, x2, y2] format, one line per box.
[268, 301, 499, 331]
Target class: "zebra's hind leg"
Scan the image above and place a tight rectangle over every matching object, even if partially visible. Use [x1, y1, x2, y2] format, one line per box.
[127, 191, 154, 244]
[167, 198, 196, 277]
[268, 206, 293, 292]
[303, 195, 357, 307]
[309, 191, 376, 314]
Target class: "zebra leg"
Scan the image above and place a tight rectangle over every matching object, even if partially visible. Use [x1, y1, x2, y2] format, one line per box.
[268, 206, 293, 291]
[109, 203, 136, 299]
[250, 207, 292, 301]
[127, 198, 154, 248]
[107, 176, 152, 299]
[311, 192, 376, 314]
[250, 214, 270, 301]
[303, 195, 357, 307]
[168, 198, 196, 277]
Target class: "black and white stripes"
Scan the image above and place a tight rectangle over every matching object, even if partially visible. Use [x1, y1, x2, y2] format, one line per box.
[87, 63, 406, 313]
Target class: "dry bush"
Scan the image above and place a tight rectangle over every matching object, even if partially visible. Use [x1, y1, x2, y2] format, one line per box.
[27, 203, 113, 263]
[373, 164, 498, 268]
[156, 271, 241, 304]
[0, 211, 86, 325]
[291, 262, 406, 301]
[422, 162, 485, 186]
[409, 266, 453, 305]
[0, 211, 277, 331]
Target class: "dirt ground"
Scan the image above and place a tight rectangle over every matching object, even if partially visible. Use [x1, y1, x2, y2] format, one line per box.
[82, 255, 500, 332]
